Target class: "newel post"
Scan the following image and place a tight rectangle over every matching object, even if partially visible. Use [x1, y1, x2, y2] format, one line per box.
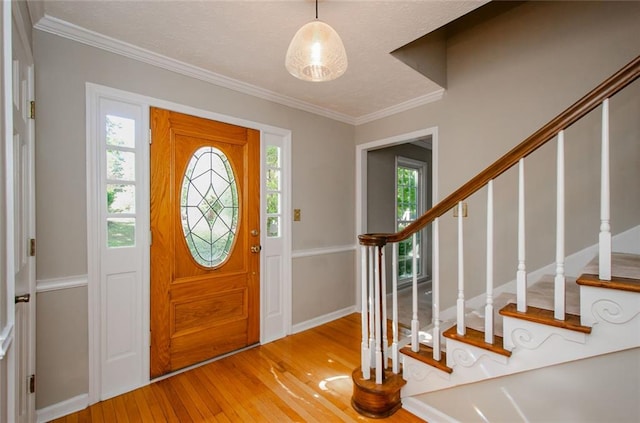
[352, 234, 406, 418]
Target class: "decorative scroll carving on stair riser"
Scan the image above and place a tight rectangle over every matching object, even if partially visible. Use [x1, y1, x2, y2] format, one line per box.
[403, 360, 450, 383]
[445, 340, 509, 368]
[502, 319, 587, 351]
[450, 348, 476, 367]
[581, 286, 640, 326]
[591, 300, 638, 324]
[402, 356, 456, 398]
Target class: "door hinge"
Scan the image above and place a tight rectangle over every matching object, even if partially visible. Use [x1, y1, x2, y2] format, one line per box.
[29, 374, 35, 394]
[29, 101, 35, 119]
[149, 128, 152, 144]
[29, 238, 36, 257]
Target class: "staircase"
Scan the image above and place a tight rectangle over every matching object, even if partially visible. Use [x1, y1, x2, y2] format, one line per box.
[401, 250, 640, 398]
[351, 56, 640, 419]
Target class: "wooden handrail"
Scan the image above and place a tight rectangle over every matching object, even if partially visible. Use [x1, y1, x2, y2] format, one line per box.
[359, 55, 640, 247]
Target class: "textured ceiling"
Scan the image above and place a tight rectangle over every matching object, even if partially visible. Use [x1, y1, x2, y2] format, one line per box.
[33, 0, 485, 123]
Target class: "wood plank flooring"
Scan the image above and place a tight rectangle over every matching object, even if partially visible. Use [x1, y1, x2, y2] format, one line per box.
[49, 313, 424, 422]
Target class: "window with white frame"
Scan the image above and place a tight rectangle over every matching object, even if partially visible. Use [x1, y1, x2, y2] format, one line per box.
[105, 114, 137, 247]
[396, 157, 426, 280]
[265, 145, 281, 238]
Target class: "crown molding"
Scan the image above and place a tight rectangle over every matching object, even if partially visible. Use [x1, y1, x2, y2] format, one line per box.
[353, 88, 445, 126]
[34, 14, 358, 124]
[34, 14, 445, 127]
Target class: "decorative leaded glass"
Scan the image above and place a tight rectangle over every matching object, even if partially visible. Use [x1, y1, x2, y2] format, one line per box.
[181, 147, 238, 268]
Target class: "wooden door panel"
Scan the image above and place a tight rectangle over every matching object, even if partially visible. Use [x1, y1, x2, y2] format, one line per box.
[170, 319, 248, 370]
[150, 107, 260, 378]
[171, 288, 248, 336]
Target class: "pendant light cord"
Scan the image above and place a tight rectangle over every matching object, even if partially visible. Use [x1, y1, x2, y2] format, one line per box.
[315, 0, 318, 19]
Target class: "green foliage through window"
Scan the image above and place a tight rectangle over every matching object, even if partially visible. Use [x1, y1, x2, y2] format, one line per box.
[396, 162, 422, 279]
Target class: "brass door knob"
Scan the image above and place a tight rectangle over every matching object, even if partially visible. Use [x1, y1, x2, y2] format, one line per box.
[250, 245, 262, 253]
[15, 293, 31, 304]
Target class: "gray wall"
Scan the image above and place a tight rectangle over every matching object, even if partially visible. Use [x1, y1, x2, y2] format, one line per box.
[33, 0, 640, 410]
[34, 30, 355, 408]
[356, 2, 640, 311]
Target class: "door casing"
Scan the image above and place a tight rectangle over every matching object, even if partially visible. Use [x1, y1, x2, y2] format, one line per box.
[86, 83, 292, 403]
[355, 128, 439, 311]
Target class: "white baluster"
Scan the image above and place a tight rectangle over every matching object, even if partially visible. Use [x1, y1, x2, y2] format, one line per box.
[368, 247, 375, 368]
[485, 180, 494, 343]
[391, 242, 399, 374]
[517, 158, 527, 312]
[380, 246, 388, 367]
[457, 201, 466, 336]
[433, 218, 441, 361]
[555, 131, 566, 320]
[360, 245, 370, 379]
[374, 247, 383, 383]
[600, 99, 612, 281]
[411, 233, 420, 352]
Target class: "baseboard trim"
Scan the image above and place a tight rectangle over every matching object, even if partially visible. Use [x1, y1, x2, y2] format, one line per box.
[291, 305, 357, 334]
[36, 274, 88, 293]
[37, 393, 89, 423]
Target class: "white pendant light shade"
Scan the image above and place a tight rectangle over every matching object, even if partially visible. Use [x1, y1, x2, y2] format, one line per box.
[285, 20, 348, 82]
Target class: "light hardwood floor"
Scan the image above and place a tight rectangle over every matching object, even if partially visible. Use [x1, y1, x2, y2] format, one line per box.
[50, 313, 424, 422]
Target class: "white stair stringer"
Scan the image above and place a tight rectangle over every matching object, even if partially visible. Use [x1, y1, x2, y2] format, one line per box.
[401, 286, 640, 398]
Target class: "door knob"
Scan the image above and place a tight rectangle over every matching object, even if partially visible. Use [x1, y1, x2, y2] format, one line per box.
[250, 245, 262, 253]
[15, 293, 31, 304]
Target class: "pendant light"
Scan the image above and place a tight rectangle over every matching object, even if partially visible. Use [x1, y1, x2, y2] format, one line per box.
[285, 0, 348, 82]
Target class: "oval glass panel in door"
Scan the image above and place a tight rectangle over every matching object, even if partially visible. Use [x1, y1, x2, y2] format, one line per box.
[181, 147, 239, 268]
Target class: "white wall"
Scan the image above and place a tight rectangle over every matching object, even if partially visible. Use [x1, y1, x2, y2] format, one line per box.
[33, 30, 355, 408]
[355, 2, 640, 310]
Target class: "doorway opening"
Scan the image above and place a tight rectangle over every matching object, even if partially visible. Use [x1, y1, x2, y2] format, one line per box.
[356, 128, 437, 330]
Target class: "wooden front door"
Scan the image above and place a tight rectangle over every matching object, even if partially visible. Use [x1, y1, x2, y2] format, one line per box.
[150, 108, 260, 378]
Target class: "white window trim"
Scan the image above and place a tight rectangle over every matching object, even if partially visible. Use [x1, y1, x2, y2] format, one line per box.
[86, 83, 292, 403]
[395, 156, 428, 283]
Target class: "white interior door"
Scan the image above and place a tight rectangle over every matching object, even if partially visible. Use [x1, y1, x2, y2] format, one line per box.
[0, 1, 14, 421]
[12, 5, 36, 422]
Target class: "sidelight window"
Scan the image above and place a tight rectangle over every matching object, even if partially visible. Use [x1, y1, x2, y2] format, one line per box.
[106, 115, 137, 247]
[266, 145, 281, 238]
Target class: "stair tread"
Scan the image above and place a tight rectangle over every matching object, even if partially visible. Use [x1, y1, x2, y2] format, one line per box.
[499, 303, 592, 333]
[581, 252, 640, 281]
[400, 344, 453, 374]
[464, 275, 581, 337]
[578, 252, 640, 292]
[577, 273, 640, 293]
[443, 325, 512, 357]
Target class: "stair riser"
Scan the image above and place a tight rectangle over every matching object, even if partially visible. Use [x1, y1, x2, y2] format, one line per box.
[580, 285, 640, 327]
[502, 317, 586, 351]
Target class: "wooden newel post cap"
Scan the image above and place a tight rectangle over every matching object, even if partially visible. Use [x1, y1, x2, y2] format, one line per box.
[358, 234, 390, 247]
